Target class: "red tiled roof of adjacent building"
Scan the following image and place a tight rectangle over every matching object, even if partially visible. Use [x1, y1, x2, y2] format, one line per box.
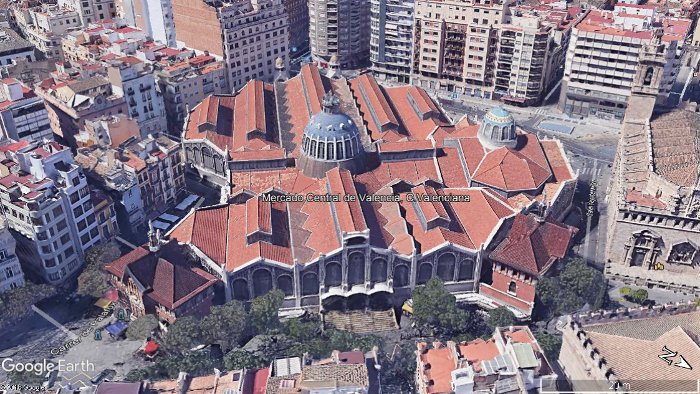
[105, 241, 218, 309]
[490, 213, 576, 276]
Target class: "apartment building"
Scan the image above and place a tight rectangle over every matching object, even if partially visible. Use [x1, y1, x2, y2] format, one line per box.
[558, 6, 691, 120]
[75, 133, 185, 229]
[0, 139, 100, 285]
[62, 23, 149, 64]
[106, 56, 166, 135]
[284, 0, 309, 53]
[58, 0, 118, 26]
[495, 3, 582, 106]
[155, 54, 228, 135]
[0, 27, 35, 66]
[412, 0, 508, 98]
[90, 187, 118, 241]
[309, 0, 371, 68]
[11, 4, 81, 60]
[172, 0, 289, 93]
[75, 114, 140, 147]
[35, 73, 128, 148]
[129, 0, 177, 47]
[370, 0, 414, 82]
[416, 327, 557, 394]
[0, 216, 25, 293]
[0, 78, 53, 141]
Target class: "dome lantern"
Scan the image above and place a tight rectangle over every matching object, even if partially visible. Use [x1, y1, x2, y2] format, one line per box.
[478, 106, 517, 149]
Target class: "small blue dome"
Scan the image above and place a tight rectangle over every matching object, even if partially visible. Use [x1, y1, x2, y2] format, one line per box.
[484, 106, 514, 125]
[303, 111, 360, 140]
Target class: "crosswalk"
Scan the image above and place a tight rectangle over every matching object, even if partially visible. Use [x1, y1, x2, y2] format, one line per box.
[580, 166, 603, 177]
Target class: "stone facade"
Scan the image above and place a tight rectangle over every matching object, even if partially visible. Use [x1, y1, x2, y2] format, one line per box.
[606, 31, 700, 296]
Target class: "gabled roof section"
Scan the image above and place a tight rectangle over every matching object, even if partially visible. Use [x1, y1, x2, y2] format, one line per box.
[184, 81, 281, 155]
[326, 168, 368, 235]
[490, 213, 576, 276]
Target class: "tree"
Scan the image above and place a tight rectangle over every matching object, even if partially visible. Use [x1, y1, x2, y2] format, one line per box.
[162, 316, 206, 354]
[0, 283, 56, 328]
[77, 242, 122, 298]
[249, 290, 285, 335]
[127, 315, 159, 340]
[559, 258, 605, 307]
[8, 368, 45, 386]
[77, 268, 110, 298]
[626, 289, 649, 304]
[382, 345, 417, 393]
[202, 300, 247, 352]
[488, 306, 516, 329]
[412, 278, 468, 336]
[85, 242, 122, 266]
[224, 349, 268, 370]
[535, 332, 562, 361]
[125, 368, 150, 382]
[154, 352, 223, 379]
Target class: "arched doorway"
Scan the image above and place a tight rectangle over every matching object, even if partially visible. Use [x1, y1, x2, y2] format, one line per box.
[347, 252, 365, 286]
[436, 253, 456, 282]
[252, 269, 272, 297]
[416, 263, 432, 285]
[457, 258, 475, 281]
[277, 274, 293, 296]
[232, 278, 249, 301]
[370, 258, 388, 283]
[302, 272, 319, 295]
[325, 262, 342, 287]
[394, 265, 409, 287]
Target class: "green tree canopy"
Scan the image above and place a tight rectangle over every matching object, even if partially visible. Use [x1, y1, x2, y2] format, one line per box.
[534, 332, 562, 362]
[224, 349, 268, 370]
[412, 278, 468, 336]
[202, 300, 247, 351]
[0, 283, 56, 328]
[249, 289, 285, 335]
[126, 315, 159, 340]
[488, 306, 516, 329]
[77, 242, 122, 298]
[162, 316, 206, 354]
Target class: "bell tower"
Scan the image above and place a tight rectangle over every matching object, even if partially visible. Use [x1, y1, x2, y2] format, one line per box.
[625, 29, 667, 124]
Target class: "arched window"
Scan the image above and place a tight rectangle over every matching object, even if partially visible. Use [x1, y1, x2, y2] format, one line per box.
[277, 274, 293, 296]
[370, 258, 388, 283]
[327, 141, 334, 160]
[318, 141, 326, 159]
[508, 281, 517, 295]
[394, 265, 409, 287]
[310, 140, 317, 157]
[457, 259, 475, 281]
[185, 147, 193, 161]
[347, 252, 365, 286]
[417, 262, 432, 285]
[214, 155, 224, 174]
[643, 66, 654, 86]
[232, 278, 249, 301]
[252, 269, 272, 297]
[436, 253, 456, 282]
[302, 272, 319, 295]
[669, 242, 697, 265]
[202, 146, 213, 169]
[193, 147, 201, 164]
[325, 262, 342, 287]
[336, 141, 344, 159]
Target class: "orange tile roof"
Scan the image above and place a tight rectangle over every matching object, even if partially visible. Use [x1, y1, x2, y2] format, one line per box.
[419, 345, 457, 394]
[458, 338, 501, 373]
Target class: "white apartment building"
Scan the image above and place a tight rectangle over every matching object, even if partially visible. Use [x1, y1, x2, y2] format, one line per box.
[370, 0, 414, 83]
[0, 217, 25, 293]
[10, 5, 81, 60]
[120, 0, 177, 47]
[0, 139, 101, 286]
[558, 7, 691, 120]
[411, 0, 508, 99]
[107, 56, 166, 135]
[495, 3, 581, 106]
[0, 78, 53, 141]
[58, 0, 118, 26]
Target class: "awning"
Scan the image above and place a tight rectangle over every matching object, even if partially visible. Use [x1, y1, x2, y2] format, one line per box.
[144, 340, 159, 354]
[106, 321, 128, 336]
[94, 298, 113, 309]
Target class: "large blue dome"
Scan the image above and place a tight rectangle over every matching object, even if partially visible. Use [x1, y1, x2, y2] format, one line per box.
[303, 108, 360, 141]
[484, 106, 514, 125]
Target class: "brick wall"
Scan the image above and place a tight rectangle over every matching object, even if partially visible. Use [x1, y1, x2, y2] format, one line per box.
[171, 0, 223, 56]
